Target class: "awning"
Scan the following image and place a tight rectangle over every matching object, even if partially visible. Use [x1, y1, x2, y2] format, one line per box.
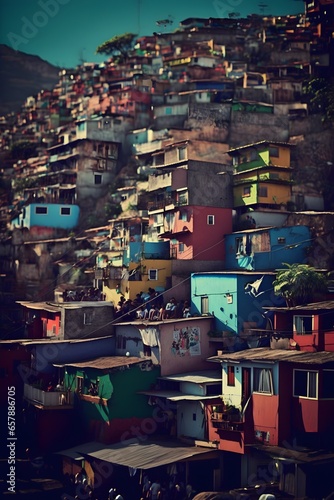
[56, 439, 218, 469]
[137, 390, 221, 402]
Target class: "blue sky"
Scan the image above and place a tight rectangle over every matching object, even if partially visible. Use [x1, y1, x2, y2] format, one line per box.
[0, 0, 305, 68]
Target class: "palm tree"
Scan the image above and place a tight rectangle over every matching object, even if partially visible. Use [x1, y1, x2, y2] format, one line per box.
[273, 263, 328, 307]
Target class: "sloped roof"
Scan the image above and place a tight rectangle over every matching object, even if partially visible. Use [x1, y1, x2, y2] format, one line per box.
[56, 438, 218, 468]
[208, 347, 334, 365]
[54, 356, 143, 369]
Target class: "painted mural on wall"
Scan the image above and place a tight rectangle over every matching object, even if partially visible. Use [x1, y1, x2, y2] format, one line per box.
[171, 327, 201, 356]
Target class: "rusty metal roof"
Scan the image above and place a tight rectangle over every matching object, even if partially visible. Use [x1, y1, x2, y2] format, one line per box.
[208, 347, 334, 365]
[56, 438, 218, 468]
[160, 370, 221, 383]
[264, 300, 334, 312]
[54, 356, 143, 369]
[138, 390, 221, 401]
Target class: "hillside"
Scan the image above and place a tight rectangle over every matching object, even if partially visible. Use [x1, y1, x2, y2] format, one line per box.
[0, 44, 60, 115]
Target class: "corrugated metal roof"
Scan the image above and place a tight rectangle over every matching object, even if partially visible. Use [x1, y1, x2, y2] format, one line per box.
[56, 439, 218, 468]
[0, 336, 114, 347]
[264, 300, 334, 312]
[160, 370, 221, 383]
[54, 356, 143, 369]
[208, 347, 334, 365]
[138, 390, 220, 401]
[250, 443, 334, 464]
[228, 140, 294, 154]
[16, 301, 114, 311]
[115, 316, 212, 326]
[16, 301, 62, 313]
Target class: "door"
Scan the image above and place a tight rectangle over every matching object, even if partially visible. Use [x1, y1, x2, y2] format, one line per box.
[242, 367, 251, 405]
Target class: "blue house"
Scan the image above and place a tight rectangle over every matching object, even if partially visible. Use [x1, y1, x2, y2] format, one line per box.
[191, 271, 284, 341]
[11, 203, 80, 230]
[224, 225, 310, 271]
[124, 240, 171, 265]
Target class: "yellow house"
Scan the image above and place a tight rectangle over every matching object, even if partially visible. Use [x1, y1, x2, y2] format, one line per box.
[228, 141, 294, 210]
[102, 258, 172, 304]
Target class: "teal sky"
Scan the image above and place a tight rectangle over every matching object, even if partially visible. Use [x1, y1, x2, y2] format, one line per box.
[0, 0, 305, 68]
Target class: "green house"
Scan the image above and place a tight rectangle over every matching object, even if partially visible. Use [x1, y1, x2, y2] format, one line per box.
[60, 356, 160, 443]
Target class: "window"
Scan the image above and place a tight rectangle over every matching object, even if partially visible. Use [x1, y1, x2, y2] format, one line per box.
[250, 149, 258, 161]
[258, 186, 268, 197]
[294, 369, 317, 399]
[35, 206, 47, 214]
[207, 215, 215, 225]
[322, 370, 334, 399]
[61, 207, 71, 215]
[253, 368, 273, 394]
[227, 365, 235, 386]
[76, 376, 84, 394]
[293, 315, 313, 335]
[178, 147, 186, 160]
[148, 269, 158, 280]
[94, 174, 102, 185]
[242, 186, 251, 197]
[201, 296, 209, 314]
[84, 311, 94, 325]
[269, 146, 279, 157]
[179, 243, 185, 252]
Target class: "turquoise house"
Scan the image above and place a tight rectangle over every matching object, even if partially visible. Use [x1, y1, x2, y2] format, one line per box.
[11, 203, 80, 230]
[191, 271, 284, 342]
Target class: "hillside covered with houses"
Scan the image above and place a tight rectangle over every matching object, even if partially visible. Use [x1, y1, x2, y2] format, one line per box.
[1, 2, 334, 499]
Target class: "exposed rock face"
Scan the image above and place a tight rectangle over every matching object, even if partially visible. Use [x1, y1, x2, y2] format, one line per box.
[0, 44, 60, 115]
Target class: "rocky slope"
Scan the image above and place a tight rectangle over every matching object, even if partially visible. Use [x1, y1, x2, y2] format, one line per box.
[0, 44, 60, 115]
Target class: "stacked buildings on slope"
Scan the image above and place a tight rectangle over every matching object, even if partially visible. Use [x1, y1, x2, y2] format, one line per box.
[0, 5, 334, 498]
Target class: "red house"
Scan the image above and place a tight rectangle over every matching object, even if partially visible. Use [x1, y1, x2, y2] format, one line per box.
[206, 347, 334, 498]
[268, 300, 334, 352]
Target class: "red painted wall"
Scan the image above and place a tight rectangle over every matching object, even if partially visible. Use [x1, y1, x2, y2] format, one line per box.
[41, 311, 61, 337]
[0, 345, 31, 404]
[252, 393, 279, 445]
[192, 206, 232, 261]
[292, 397, 319, 433]
[36, 408, 75, 452]
[88, 416, 154, 444]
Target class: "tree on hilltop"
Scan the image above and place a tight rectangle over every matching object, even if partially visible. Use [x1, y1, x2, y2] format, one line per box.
[273, 263, 329, 307]
[96, 33, 137, 61]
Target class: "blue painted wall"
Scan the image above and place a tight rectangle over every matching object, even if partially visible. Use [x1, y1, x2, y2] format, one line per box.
[12, 203, 80, 230]
[224, 226, 310, 271]
[191, 272, 283, 336]
[31, 336, 116, 374]
[124, 241, 170, 264]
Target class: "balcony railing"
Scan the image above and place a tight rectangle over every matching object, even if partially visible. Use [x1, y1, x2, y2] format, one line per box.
[24, 383, 73, 407]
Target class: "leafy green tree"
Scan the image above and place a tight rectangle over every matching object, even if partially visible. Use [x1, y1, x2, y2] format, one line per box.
[96, 33, 137, 61]
[273, 263, 328, 306]
[303, 78, 334, 122]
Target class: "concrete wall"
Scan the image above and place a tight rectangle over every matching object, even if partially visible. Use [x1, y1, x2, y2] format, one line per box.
[229, 111, 290, 145]
[63, 304, 115, 339]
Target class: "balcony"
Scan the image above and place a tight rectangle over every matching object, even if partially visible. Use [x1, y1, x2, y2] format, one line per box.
[24, 383, 73, 408]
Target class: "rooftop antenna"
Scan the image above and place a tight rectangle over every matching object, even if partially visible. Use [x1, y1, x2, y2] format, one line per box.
[258, 3, 268, 15]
